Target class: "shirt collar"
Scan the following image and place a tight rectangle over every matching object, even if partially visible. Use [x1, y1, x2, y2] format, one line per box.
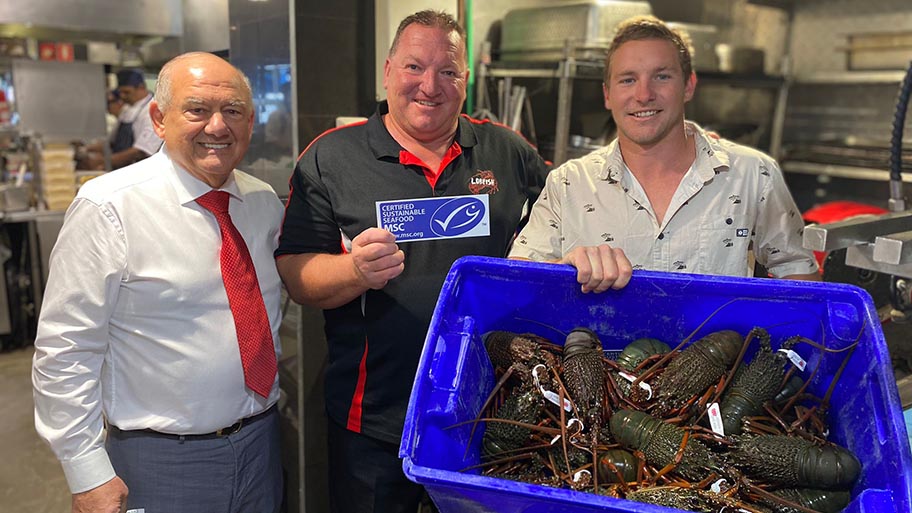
[599, 121, 731, 182]
[688, 121, 730, 181]
[365, 100, 478, 162]
[159, 146, 241, 206]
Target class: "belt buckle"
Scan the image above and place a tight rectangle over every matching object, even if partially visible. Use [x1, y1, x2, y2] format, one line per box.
[215, 419, 243, 437]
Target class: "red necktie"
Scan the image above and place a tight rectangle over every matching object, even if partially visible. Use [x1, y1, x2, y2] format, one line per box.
[197, 190, 277, 398]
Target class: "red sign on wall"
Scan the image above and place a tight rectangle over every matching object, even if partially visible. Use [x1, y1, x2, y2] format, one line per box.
[56, 43, 74, 62]
[38, 42, 56, 61]
[38, 41, 75, 61]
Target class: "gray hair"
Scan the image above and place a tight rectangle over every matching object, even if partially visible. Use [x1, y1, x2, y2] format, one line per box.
[389, 10, 467, 61]
[154, 52, 252, 111]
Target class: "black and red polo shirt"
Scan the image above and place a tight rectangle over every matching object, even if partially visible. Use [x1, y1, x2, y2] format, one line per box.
[276, 101, 549, 444]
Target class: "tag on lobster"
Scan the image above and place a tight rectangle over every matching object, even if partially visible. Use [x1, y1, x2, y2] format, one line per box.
[710, 478, 728, 494]
[550, 418, 583, 445]
[707, 402, 725, 436]
[778, 349, 807, 371]
[618, 371, 653, 400]
[533, 364, 572, 411]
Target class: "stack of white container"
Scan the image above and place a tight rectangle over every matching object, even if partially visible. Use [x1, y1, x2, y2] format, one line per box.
[40, 144, 77, 211]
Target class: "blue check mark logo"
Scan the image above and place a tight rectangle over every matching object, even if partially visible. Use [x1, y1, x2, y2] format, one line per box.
[435, 203, 480, 231]
[430, 197, 486, 237]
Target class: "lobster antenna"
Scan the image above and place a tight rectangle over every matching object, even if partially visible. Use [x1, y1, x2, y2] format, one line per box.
[631, 297, 743, 388]
[512, 317, 568, 339]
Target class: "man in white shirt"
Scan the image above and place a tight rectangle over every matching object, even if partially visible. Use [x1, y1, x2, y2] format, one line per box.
[33, 52, 284, 513]
[81, 69, 163, 170]
[509, 15, 819, 290]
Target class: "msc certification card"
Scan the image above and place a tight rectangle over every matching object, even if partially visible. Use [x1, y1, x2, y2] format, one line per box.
[375, 194, 491, 242]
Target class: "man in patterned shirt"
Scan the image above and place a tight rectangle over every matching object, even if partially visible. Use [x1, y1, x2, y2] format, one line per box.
[509, 15, 819, 290]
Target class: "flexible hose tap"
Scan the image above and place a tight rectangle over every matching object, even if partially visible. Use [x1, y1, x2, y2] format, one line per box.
[888, 60, 912, 211]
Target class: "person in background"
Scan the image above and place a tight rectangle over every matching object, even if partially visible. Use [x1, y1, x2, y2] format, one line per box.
[509, 15, 819, 289]
[80, 69, 163, 170]
[33, 52, 284, 513]
[275, 9, 549, 513]
[104, 89, 125, 137]
[263, 80, 292, 160]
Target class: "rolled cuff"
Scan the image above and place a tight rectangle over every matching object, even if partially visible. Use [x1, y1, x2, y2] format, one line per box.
[61, 445, 116, 494]
[767, 259, 820, 279]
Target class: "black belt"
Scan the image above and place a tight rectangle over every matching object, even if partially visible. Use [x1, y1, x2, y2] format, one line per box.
[109, 405, 276, 440]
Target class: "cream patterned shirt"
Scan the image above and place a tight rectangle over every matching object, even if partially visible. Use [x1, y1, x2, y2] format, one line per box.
[509, 122, 818, 278]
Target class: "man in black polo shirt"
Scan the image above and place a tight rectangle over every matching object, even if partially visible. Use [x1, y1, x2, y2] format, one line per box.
[276, 9, 549, 513]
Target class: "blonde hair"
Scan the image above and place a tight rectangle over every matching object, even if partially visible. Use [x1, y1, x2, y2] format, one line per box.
[604, 15, 695, 83]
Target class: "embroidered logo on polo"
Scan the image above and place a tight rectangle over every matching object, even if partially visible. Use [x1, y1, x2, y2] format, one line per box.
[548, 219, 559, 229]
[584, 204, 595, 212]
[375, 194, 490, 242]
[468, 170, 499, 195]
[673, 260, 687, 270]
[760, 165, 770, 176]
[723, 238, 734, 248]
[728, 194, 741, 205]
[601, 233, 613, 242]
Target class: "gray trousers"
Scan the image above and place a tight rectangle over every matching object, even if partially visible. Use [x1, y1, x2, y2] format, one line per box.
[106, 408, 283, 513]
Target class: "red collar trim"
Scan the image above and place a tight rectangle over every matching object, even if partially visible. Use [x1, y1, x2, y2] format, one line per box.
[399, 142, 462, 189]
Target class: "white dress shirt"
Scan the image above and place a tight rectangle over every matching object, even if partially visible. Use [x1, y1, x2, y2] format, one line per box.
[32, 149, 284, 493]
[509, 122, 818, 278]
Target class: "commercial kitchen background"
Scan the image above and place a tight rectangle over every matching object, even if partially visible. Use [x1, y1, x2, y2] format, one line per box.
[1, 0, 912, 512]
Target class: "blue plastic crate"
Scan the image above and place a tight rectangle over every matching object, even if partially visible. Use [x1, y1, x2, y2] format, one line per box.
[400, 256, 912, 513]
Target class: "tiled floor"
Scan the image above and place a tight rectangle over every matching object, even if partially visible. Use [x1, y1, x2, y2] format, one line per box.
[0, 346, 70, 512]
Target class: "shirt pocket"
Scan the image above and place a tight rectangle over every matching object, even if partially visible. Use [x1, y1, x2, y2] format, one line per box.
[696, 214, 752, 276]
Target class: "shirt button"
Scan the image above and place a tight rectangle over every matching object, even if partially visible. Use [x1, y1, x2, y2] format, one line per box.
[658, 233, 665, 240]
[725, 218, 733, 225]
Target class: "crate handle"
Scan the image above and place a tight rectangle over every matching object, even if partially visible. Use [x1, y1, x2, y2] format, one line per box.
[429, 317, 477, 392]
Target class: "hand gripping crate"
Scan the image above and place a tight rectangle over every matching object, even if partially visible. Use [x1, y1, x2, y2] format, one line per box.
[400, 256, 912, 513]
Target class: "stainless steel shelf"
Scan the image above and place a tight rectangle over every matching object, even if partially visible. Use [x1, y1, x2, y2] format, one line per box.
[485, 66, 560, 80]
[0, 208, 65, 223]
[783, 160, 912, 182]
[486, 61, 784, 87]
[747, 0, 798, 9]
[481, 56, 787, 164]
[794, 71, 907, 84]
[698, 70, 785, 88]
